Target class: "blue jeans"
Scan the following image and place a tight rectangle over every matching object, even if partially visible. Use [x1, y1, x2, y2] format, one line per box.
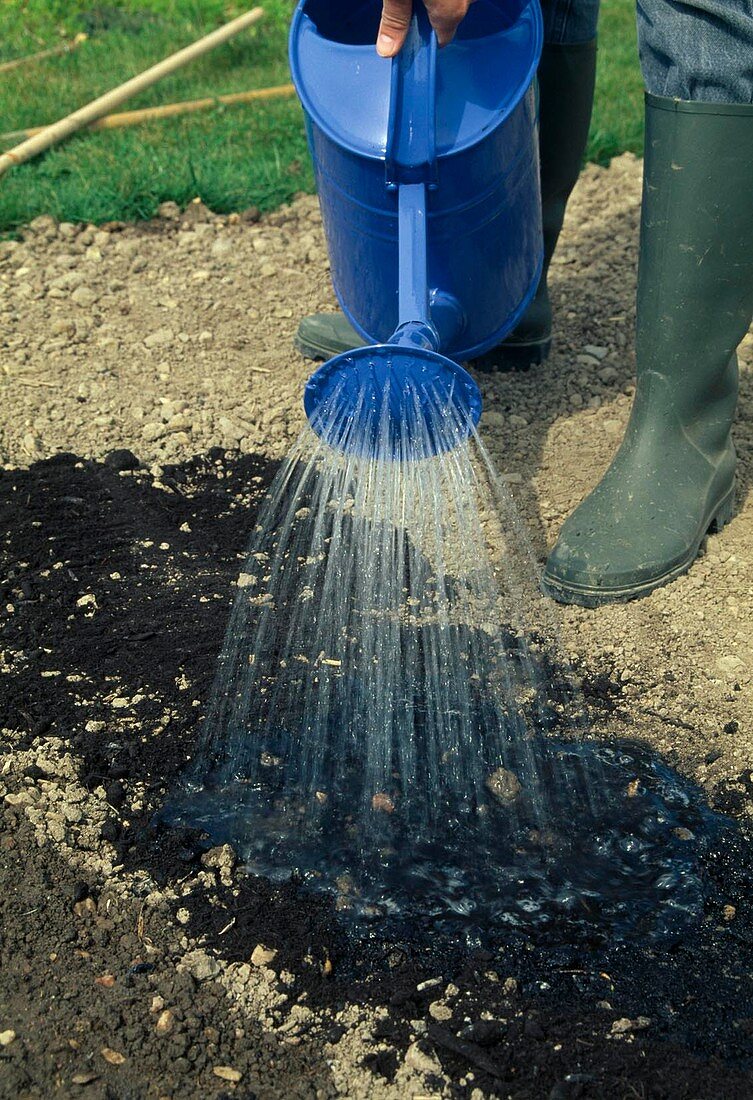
[540, 0, 753, 104]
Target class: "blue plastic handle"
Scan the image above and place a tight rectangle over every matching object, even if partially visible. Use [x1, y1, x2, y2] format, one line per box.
[385, 4, 437, 187]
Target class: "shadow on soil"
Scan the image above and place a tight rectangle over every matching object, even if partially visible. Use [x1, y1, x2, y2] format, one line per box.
[2, 451, 753, 1098]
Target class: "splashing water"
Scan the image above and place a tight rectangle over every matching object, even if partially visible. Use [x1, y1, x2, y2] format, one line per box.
[166, 377, 726, 942]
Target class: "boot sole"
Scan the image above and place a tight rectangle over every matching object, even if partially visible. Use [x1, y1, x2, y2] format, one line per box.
[297, 333, 553, 370]
[294, 335, 342, 362]
[541, 484, 736, 608]
[474, 337, 552, 373]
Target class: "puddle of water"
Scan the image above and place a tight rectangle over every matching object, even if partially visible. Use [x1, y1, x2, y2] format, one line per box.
[165, 733, 729, 946]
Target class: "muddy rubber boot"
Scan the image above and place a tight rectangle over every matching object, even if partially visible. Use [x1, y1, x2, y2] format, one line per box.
[543, 95, 753, 607]
[476, 39, 597, 370]
[296, 40, 597, 366]
[295, 311, 363, 361]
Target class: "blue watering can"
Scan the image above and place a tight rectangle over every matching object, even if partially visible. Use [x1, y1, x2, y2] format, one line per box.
[289, 0, 543, 456]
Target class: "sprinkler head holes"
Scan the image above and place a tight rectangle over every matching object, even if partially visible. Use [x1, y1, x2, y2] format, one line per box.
[304, 344, 483, 459]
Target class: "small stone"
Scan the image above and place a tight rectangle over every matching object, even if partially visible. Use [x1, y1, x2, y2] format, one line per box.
[502, 977, 518, 996]
[213, 1066, 242, 1082]
[237, 573, 256, 588]
[672, 827, 694, 841]
[717, 655, 745, 676]
[76, 593, 97, 610]
[183, 197, 212, 223]
[29, 214, 57, 237]
[144, 327, 173, 349]
[598, 365, 619, 384]
[610, 1016, 650, 1036]
[50, 319, 76, 338]
[183, 950, 221, 982]
[101, 1047, 126, 1065]
[157, 201, 181, 220]
[202, 844, 237, 885]
[71, 1073, 99, 1086]
[218, 416, 243, 443]
[584, 344, 609, 360]
[22, 433, 43, 456]
[610, 1018, 633, 1035]
[723, 904, 737, 921]
[211, 236, 234, 259]
[485, 767, 522, 806]
[509, 414, 529, 428]
[404, 1041, 442, 1076]
[250, 944, 278, 967]
[104, 449, 140, 471]
[155, 1009, 174, 1035]
[142, 422, 167, 443]
[416, 977, 442, 992]
[371, 792, 395, 814]
[429, 1001, 452, 1021]
[0, 1030, 16, 1046]
[71, 286, 98, 308]
[176, 908, 190, 925]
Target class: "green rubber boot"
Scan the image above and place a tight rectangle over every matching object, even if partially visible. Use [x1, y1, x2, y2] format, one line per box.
[543, 95, 753, 607]
[295, 40, 597, 366]
[295, 310, 362, 361]
[478, 39, 597, 370]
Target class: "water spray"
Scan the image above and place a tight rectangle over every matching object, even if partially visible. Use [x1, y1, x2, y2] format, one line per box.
[290, 0, 544, 456]
[164, 0, 731, 942]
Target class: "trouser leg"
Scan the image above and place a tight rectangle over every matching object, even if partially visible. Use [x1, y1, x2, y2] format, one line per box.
[637, 0, 753, 103]
[486, 0, 599, 368]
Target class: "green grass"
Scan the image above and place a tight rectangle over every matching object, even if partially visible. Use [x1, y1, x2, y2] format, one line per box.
[590, 0, 644, 163]
[0, 0, 643, 231]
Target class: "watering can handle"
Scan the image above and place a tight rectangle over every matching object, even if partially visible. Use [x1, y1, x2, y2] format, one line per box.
[385, 3, 438, 188]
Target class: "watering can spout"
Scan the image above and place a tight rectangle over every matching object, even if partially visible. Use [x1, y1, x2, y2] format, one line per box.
[304, 172, 482, 458]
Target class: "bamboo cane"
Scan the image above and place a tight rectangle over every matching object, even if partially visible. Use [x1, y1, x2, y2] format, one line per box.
[0, 8, 264, 178]
[0, 82, 296, 144]
[0, 33, 87, 75]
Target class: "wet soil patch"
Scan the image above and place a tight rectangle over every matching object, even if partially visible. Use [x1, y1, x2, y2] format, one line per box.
[2, 452, 753, 1098]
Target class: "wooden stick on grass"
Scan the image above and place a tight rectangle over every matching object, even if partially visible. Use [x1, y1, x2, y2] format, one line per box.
[0, 7, 264, 179]
[0, 34, 88, 75]
[0, 83, 295, 144]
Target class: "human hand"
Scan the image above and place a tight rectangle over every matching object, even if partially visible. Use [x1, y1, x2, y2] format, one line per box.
[377, 0, 475, 57]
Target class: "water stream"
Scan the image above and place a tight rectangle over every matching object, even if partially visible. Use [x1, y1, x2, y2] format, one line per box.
[165, 379, 728, 943]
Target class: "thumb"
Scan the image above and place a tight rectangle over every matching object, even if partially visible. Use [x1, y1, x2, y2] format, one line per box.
[377, 0, 413, 57]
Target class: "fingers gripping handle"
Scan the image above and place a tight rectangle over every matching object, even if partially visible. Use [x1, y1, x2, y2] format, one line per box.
[385, 3, 438, 187]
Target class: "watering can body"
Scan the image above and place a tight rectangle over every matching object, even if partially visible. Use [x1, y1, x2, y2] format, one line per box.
[289, 0, 544, 362]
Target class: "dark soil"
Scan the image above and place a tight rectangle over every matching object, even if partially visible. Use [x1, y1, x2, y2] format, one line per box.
[2, 451, 753, 1098]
